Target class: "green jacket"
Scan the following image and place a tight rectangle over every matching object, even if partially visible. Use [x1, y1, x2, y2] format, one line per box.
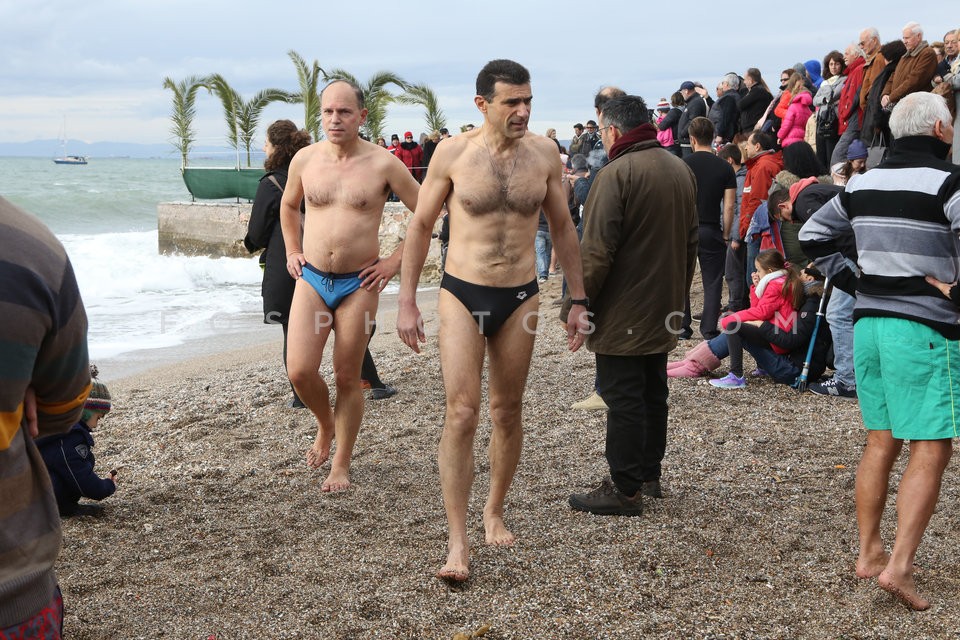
[572, 139, 698, 355]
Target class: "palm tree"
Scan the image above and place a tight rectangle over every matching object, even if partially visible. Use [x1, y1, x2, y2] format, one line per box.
[288, 50, 327, 141]
[325, 69, 409, 142]
[162, 75, 209, 167]
[397, 83, 446, 134]
[203, 74, 292, 167]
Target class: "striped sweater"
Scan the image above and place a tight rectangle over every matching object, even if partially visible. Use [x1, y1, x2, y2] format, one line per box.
[0, 196, 90, 628]
[799, 136, 960, 339]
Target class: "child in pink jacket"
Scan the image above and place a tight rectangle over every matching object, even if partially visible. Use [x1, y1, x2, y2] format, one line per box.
[710, 249, 805, 389]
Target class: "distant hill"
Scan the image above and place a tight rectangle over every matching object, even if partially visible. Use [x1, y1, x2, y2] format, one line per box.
[0, 139, 243, 160]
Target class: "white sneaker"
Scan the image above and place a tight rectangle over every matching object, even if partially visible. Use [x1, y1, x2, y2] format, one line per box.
[571, 391, 608, 411]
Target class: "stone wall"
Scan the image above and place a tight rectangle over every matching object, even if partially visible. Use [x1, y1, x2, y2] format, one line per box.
[157, 202, 444, 282]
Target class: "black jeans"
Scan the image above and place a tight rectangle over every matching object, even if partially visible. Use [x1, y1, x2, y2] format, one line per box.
[683, 225, 726, 339]
[595, 353, 669, 496]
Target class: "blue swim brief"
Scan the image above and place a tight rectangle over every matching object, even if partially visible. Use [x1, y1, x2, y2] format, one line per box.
[301, 262, 364, 310]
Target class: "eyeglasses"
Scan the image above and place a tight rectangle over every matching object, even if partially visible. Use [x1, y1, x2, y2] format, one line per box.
[780, 77, 789, 82]
[598, 126, 612, 133]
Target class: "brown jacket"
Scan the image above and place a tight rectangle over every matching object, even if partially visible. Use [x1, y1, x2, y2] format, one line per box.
[883, 41, 938, 102]
[570, 139, 698, 355]
[860, 51, 888, 112]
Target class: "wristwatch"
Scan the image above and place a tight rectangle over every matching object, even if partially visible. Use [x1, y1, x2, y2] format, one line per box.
[570, 297, 590, 308]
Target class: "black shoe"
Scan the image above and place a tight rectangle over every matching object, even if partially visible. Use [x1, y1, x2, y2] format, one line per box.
[678, 329, 693, 340]
[62, 503, 104, 518]
[641, 479, 663, 499]
[370, 384, 397, 400]
[692, 313, 702, 321]
[569, 479, 643, 516]
[287, 396, 307, 409]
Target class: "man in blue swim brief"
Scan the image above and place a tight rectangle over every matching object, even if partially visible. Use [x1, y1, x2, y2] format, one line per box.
[280, 79, 419, 493]
[300, 262, 370, 311]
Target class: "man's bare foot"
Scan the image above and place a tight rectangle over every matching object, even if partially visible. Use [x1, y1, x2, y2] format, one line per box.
[483, 513, 516, 546]
[305, 425, 334, 469]
[855, 550, 890, 579]
[878, 569, 930, 610]
[321, 467, 350, 492]
[436, 546, 470, 584]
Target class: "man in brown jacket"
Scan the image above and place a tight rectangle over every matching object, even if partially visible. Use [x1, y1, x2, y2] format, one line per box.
[881, 22, 938, 109]
[567, 95, 698, 516]
[859, 28, 887, 114]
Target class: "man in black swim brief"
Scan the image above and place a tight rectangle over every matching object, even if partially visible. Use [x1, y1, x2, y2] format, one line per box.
[396, 59, 590, 583]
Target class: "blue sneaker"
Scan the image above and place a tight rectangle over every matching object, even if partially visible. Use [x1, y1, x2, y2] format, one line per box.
[709, 373, 746, 389]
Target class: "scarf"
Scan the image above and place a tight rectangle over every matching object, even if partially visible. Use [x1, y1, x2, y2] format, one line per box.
[755, 269, 787, 298]
[608, 123, 659, 161]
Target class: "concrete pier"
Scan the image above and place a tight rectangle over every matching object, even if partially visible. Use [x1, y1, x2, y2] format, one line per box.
[157, 202, 444, 282]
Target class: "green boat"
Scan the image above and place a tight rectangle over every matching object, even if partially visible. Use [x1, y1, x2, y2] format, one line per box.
[181, 167, 264, 200]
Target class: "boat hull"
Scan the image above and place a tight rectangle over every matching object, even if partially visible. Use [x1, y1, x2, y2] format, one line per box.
[181, 168, 262, 200]
[53, 156, 88, 165]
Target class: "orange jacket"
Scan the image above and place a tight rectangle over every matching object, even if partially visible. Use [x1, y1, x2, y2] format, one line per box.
[740, 150, 784, 239]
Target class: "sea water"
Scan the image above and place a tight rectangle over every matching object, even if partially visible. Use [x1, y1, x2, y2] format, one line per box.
[0, 156, 403, 377]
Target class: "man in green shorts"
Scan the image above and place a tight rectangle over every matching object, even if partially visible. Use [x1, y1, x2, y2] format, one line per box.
[799, 91, 960, 611]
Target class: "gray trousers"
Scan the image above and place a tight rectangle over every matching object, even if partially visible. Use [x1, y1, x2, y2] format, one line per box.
[831, 117, 861, 167]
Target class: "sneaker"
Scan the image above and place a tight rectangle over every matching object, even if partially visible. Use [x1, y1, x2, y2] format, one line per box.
[677, 329, 694, 340]
[287, 396, 307, 409]
[571, 391, 608, 411]
[569, 479, 643, 516]
[538, 275, 548, 283]
[809, 378, 857, 399]
[709, 373, 746, 389]
[750, 368, 768, 378]
[370, 384, 397, 400]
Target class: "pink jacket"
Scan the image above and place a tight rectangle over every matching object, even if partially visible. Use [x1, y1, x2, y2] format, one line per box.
[720, 272, 796, 354]
[779, 91, 813, 147]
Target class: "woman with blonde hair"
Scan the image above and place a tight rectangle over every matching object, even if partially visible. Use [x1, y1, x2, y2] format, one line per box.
[778, 73, 814, 147]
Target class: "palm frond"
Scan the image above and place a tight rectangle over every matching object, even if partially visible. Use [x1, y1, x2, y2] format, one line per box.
[162, 75, 209, 167]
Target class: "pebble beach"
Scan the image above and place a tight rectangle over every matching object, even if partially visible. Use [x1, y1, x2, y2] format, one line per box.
[57, 278, 960, 639]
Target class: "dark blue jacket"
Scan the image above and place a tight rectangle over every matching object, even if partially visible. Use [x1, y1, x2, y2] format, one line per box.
[37, 421, 115, 509]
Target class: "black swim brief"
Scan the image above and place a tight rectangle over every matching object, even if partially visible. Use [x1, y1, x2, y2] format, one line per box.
[440, 272, 539, 337]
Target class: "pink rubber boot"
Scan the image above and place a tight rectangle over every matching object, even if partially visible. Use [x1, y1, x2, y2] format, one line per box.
[667, 341, 722, 378]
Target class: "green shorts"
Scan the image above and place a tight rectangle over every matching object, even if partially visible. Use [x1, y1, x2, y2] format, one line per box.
[854, 316, 960, 440]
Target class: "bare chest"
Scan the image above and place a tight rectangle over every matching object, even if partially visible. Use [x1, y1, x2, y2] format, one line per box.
[301, 164, 389, 212]
[453, 151, 548, 218]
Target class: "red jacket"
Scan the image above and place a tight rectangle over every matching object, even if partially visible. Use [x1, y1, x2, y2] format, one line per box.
[720, 273, 796, 354]
[395, 142, 424, 181]
[837, 56, 865, 134]
[740, 150, 783, 238]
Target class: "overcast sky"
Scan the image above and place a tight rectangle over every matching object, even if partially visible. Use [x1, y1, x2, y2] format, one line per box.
[0, 0, 952, 149]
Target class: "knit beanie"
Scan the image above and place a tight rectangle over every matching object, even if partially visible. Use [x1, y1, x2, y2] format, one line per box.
[85, 365, 112, 415]
[846, 139, 868, 160]
[656, 98, 670, 111]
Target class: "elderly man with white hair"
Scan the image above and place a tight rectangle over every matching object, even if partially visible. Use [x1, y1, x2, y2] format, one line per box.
[880, 21, 938, 109]
[800, 92, 959, 611]
[707, 72, 741, 146]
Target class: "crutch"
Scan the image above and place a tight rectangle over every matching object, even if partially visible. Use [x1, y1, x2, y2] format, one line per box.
[794, 276, 831, 392]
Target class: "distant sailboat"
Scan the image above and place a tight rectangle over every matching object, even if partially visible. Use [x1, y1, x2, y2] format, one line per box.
[53, 117, 88, 165]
